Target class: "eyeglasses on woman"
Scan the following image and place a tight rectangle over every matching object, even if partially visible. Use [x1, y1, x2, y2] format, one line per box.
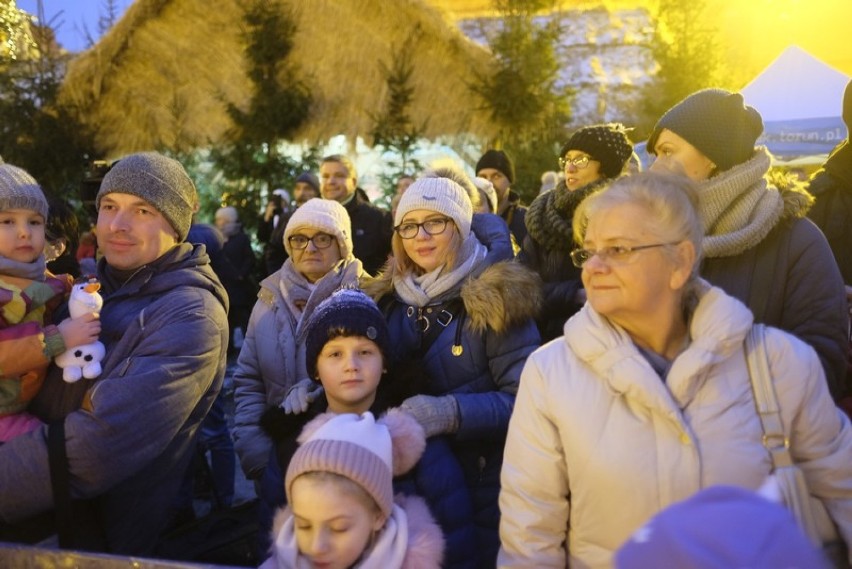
[560, 155, 593, 170]
[288, 233, 335, 250]
[394, 217, 453, 239]
[570, 242, 681, 268]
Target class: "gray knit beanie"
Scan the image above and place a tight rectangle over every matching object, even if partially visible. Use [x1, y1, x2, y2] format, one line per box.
[0, 164, 48, 219]
[647, 89, 764, 172]
[96, 152, 197, 241]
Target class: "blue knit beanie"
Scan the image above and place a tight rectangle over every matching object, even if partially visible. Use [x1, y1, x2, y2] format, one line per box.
[295, 172, 320, 193]
[647, 89, 764, 172]
[303, 288, 390, 379]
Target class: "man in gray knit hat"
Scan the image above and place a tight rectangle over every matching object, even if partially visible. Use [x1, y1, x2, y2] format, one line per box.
[0, 151, 230, 556]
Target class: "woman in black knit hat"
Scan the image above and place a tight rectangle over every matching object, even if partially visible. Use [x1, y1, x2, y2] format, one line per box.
[521, 123, 633, 342]
[647, 88, 849, 403]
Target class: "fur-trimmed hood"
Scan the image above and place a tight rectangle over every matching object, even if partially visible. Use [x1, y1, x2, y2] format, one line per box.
[766, 166, 814, 220]
[363, 259, 541, 335]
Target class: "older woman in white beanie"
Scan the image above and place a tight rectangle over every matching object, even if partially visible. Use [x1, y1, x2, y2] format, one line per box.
[233, 198, 364, 482]
[362, 166, 542, 567]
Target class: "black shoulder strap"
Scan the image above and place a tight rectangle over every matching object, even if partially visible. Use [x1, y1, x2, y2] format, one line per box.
[47, 420, 74, 548]
[47, 420, 105, 550]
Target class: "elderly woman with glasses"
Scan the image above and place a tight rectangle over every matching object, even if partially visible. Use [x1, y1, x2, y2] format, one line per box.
[363, 166, 542, 567]
[499, 171, 852, 568]
[231, 198, 366, 544]
[521, 123, 634, 342]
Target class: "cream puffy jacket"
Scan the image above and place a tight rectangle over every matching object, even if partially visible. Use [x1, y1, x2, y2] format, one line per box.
[498, 283, 852, 568]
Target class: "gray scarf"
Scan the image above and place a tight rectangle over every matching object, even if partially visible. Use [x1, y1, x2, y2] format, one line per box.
[393, 234, 488, 307]
[525, 179, 608, 251]
[0, 253, 47, 281]
[699, 147, 784, 258]
[275, 258, 364, 386]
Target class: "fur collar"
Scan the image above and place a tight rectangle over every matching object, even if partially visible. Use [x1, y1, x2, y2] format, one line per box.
[363, 259, 541, 334]
[267, 494, 444, 569]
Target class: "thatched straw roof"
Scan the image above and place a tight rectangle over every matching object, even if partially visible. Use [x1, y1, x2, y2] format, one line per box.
[59, 0, 497, 156]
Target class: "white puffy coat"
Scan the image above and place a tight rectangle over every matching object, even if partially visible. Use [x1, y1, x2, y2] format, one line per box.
[498, 284, 852, 568]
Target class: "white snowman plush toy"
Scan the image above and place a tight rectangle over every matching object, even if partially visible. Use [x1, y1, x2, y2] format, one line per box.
[55, 277, 106, 383]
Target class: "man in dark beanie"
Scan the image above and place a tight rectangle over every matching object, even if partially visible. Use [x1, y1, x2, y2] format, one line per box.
[647, 88, 849, 405]
[476, 148, 528, 245]
[0, 151, 229, 555]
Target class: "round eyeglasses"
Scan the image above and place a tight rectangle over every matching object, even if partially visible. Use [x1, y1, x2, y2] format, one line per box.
[394, 217, 453, 239]
[288, 233, 335, 250]
[570, 242, 680, 268]
[559, 155, 593, 170]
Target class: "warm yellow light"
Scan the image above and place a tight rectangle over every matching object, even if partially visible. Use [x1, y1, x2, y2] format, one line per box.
[427, 0, 852, 81]
[718, 0, 852, 84]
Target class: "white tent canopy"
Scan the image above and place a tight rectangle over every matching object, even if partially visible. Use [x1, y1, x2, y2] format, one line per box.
[741, 46, 849, 159]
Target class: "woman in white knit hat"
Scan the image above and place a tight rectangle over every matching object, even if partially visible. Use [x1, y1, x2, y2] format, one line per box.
[361, 166, 542, 567]
[232, 198, 366, 544]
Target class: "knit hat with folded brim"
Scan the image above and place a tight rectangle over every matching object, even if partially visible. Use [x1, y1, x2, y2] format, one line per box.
[96, 152, 197, 242]
[302, 287, 389, 380]
[283, 198, 353, 260]
[647, 88, 764, 173]
[394, 172, 473, 239]
[0, 164, 48, 219]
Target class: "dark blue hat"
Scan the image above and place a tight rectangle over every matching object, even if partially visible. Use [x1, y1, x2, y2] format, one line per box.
[647, 89, 764, 172]
[304, 288, 390, 379]
[295, 172, 320, 193]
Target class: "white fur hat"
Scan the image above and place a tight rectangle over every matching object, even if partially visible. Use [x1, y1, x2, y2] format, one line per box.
[283, 198, 353, 260]
[394, 173, 473, 239]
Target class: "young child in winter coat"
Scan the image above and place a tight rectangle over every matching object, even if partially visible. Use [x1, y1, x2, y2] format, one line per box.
[261, 410, 444, 569]
[260, 287, 475, 568]
[0, 164, 101, 442]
